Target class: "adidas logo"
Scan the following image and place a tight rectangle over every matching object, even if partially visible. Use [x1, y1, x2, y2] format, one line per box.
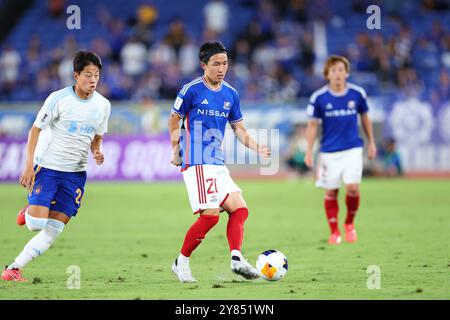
[326, 103, 333, 110]
[201, 99, 208, 105]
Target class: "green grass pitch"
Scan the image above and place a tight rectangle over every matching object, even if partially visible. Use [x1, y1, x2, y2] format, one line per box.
[0, 178, 449, 299]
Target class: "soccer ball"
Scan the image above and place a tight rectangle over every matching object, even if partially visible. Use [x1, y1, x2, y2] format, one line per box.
[256, 249, 288, 281]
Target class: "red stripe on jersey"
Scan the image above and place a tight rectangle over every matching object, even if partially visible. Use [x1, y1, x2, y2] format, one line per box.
[200, 165, 206, 204]
[198, 165, 206, 204]
[196, 166, 202, 204]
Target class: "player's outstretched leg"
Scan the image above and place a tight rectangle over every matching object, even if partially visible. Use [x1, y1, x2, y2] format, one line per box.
[325, 191, 341, 245]
[227, 207, 260, 280]
[172, 213, 219, 283]
[2, 213, 65, 282]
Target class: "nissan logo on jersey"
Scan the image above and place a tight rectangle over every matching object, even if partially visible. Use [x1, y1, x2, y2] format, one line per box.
[197, 108, 229, 118]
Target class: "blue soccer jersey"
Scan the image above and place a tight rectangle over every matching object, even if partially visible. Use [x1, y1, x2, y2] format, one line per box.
[307, 83, 369, 153]
[171, 77, 243, 170]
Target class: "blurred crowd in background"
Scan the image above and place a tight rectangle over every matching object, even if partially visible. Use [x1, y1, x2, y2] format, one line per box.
[0, 0, 449, 104]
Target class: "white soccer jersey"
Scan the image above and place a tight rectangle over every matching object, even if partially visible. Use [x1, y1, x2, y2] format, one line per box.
[33, 86, 111, 172]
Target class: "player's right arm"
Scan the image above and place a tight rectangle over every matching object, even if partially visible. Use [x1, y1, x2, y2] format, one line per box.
[305, 96, 322, 168]
[305, 119, 318, 168]
[168, 113, 182, 166]
[19, 125, 41, 190]
[20, 92, 58, 189]
[168, 88, 191, 166]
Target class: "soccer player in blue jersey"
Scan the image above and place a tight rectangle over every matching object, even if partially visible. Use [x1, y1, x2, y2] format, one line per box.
[168, 41, 271, 282]
[2, 51, 110, 281]
[305, 55, 377, 245]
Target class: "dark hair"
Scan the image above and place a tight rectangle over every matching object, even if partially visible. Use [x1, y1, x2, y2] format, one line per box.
[73, 50, 103, 74]
[199, 41, 227, 64]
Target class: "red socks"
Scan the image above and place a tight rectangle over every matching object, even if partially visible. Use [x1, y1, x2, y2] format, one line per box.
[227, 207, 249, 251]
[180, 207, 249, 257]
[180, 214, 219, 257]
[345, 193, 360, 225]
[324, 195, 339, 233]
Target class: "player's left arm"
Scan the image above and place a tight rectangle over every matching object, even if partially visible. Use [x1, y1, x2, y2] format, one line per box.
[360, 113, 377, 160]
[230, 121, 271, 159]
[92, 101, 110, 165]
[91, 135, 104, 165]
[228, 91, 270, 159]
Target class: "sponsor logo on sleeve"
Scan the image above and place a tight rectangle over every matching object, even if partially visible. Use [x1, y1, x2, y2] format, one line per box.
[174, 97, 183, 110]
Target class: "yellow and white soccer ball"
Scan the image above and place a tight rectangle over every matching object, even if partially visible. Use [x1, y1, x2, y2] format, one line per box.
[256, 249, 288, 281]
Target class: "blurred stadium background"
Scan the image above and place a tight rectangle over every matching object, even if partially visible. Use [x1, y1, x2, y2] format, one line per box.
[0, 0, 449, 181]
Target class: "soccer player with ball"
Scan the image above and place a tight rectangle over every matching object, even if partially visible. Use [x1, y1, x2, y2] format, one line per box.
[168, 41, 271, 282]
[2, 51, 111, 281]
[305, 55, 377, 245]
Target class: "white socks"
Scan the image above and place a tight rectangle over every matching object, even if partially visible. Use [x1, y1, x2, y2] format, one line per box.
[12, 219, 65, 269]
[231, 249, 243, 259]
[25, 212, 48, 232]
[177, 253, 190, 267]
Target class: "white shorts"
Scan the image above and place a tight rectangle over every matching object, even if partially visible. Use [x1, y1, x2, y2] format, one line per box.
[182, 164, 241, 213]
[316, 147, 363, 190]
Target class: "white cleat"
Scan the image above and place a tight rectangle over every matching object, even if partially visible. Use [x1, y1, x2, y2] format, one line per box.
[231, 255, 260, 280]
[172, 259, 197, 283]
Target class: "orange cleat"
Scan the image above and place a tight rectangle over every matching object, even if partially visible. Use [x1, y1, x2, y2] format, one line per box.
[328, 231, 342, 245]
[344, 223, 358, 243]
[16, 205, 28, 226]
[1, 267, 27, 282]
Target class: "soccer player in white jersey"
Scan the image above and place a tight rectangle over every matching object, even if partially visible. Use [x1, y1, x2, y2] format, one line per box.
[305, 55, 377, 245]
[2, 51, 111, 281]
[168, 41, 271, 282]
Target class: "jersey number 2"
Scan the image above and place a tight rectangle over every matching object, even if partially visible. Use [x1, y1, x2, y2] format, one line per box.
[75, 188, 83, 204]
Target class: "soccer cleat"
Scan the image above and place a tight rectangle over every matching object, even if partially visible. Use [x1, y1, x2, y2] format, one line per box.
[1, 266, 27, 282]
[171, 259, 197, 283]
[231, 255, 260, 280]
[344, 223, 358, 243]
[328, 231, 342, 245]
[17, 205, 28, 226]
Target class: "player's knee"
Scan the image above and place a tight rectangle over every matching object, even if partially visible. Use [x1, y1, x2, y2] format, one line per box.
[25, 212, 48, 232]
[347, 191, 359, 197]
[45, 219, 65, 238]
[223, 192, 246, 212]
[325, 190, 338, 199]
[346, 186, 360, 196]
[325, 192, 337, 200]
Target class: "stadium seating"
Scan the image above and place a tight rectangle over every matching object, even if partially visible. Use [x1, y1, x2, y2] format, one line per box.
[0, 0, 449, 102]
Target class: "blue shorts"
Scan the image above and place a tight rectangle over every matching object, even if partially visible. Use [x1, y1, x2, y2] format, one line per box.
[28, 166, 87, 217]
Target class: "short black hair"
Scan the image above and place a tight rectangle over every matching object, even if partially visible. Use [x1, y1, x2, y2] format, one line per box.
[199, 41, 227, 64]
[73, 50, 102, 74]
